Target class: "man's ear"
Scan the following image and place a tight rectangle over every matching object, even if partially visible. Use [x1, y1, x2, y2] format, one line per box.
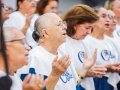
[42, 29, 49, 38]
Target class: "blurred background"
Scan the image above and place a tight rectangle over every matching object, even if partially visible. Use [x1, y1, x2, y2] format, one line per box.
[2, 0, 106, 13]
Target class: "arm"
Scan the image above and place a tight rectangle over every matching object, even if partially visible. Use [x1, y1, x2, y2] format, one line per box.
[21, 15, 32, 35]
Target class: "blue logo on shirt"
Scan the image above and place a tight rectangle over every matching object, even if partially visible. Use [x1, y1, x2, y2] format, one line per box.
[101, 50, 115, 61]
[60, 71, 73, 83]
[78, 51, 84, 63]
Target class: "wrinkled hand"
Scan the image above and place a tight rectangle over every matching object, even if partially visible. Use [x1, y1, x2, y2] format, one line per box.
[51, 55, 71, 77]
[23, 74, 45, 90]
[83, 49, 97, 71]
[86, 65, 107, 78]
[105, 63, 120, 73]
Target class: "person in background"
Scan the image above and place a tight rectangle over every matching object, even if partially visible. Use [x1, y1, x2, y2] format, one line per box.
[3, 0, 37, 35]
[26, 0, 59, 48]
[104, 9, 120, 90]
[84, 7, 120, 90]
[1, 2, 12, 22]
[104, 0, 120, 42]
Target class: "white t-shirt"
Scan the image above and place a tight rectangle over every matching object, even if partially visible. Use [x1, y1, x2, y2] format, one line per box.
[58, 36, 95, 90]
[3, 11, 26, 30]
[84, 35, 120, 89]
[84, 35, 118, 65]
[104, 35, 120, 61]
[113, 24, 120, 41]
[0, 70, 22, 90]
[3, 11, 38, 48]
[18, 46, 77, 90]
[25, 14, 39, 48]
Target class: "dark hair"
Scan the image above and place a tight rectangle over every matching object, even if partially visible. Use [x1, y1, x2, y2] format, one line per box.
[36, 0, 59, 15]
[32, 19, 40, 42]
[63, 4, 99, 37]
[16, 0, 24, 10]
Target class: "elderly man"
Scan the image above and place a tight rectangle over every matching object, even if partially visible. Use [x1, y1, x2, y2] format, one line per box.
[0, 27, 70, 90]
[18, 13, 97, 90]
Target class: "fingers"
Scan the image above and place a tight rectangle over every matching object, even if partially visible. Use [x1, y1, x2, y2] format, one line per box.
[23, 74, 32, 84]
[23, 74, 45, 90]
[52, 55, 58, 64]
[88, 65, 107, 78]
[89, 49, 97, 66]
[51, 55, 71, 76]
[92, 49, 97, 62]
[93, 65, 107, 72]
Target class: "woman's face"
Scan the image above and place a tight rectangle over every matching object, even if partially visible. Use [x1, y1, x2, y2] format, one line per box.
[108, 10, 117, 31]
[19, 0, 37, 14]
[73, 22, 93, 40]
[43, 1, 58, 14]
[94, 8, 110, 32]
[112, 0, 120, 18]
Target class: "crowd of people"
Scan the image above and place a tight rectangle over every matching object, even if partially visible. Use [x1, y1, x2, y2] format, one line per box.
[0, 0, 120, 90]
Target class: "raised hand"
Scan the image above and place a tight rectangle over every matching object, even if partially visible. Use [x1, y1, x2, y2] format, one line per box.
[22, 74, 45, 90]
[51, 55, 71, 77]
[78, 49, 97, 77]
[83, 49, 97, 70]
[45, 55, 71, 90]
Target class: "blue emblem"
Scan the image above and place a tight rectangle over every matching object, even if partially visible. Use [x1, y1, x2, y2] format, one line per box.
[78, 51, 84, 63]
[60, 71, 73, 83]
[101, 50, 115, 61]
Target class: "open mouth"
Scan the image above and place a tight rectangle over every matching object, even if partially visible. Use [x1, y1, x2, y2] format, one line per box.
[105, 23, 110, 27]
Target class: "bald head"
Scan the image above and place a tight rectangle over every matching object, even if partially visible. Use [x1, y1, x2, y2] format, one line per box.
[33, 13, 62, 41]
[3, 27, 25, 42]
[35, 13, 61, 30]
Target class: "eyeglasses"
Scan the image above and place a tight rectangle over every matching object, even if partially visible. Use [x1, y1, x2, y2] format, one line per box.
[56, 21, 67, 28]
[0, 3, 13, 12]
[0, 3, 8, 8]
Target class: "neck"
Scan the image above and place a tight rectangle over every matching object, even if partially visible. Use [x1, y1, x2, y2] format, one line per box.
[91, 28, 105, 40]
[40, 41, 59, 55]
[105, 30, 113, 37]
[19, 9, 27, 15]
[72, 34, 82, 40]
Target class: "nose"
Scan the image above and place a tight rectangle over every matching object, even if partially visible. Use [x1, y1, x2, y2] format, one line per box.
[106, 16, 110, 22]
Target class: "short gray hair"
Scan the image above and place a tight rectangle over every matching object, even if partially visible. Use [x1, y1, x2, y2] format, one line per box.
[33, 13, 59, 42]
